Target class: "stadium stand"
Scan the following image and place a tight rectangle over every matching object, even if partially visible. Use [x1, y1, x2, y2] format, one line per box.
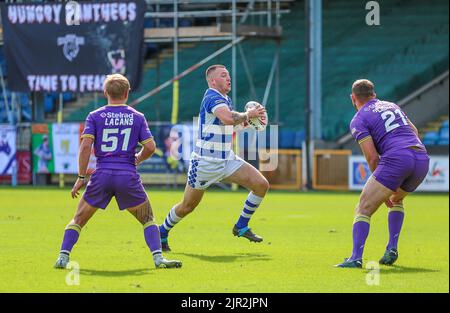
[5, 0, 448, 146]
[421, 116, 449, 146]
[321, 0, 449, 140]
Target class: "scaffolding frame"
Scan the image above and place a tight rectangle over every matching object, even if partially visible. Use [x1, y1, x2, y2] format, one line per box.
[132, 0, 287, 126]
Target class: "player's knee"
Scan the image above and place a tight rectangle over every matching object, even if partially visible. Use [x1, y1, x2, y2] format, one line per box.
[73, 213, 88, 228]
[390, 194, 404, 205]
[356, 200, 375, 217]
[356, 205, 371, 217]
[259, 177, 270, 194]
[253, 176, 270, 196]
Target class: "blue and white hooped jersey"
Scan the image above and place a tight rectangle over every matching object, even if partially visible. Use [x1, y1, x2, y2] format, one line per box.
[193, 88, 234, 160]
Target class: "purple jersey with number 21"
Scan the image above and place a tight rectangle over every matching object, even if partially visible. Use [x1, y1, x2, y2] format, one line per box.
[80, 104, 153, 210]
[350, 98, 429, 192]
[350, 99, 425, 156]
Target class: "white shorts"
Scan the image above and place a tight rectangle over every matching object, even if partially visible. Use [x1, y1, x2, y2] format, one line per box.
[187, 150, 245, 190]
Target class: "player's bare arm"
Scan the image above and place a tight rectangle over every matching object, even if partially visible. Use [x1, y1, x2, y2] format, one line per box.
[135, 138, 156, 166]
[214, 105, 266, 126]
[359, 137, 379, 173]
[71, 137, 94, 199]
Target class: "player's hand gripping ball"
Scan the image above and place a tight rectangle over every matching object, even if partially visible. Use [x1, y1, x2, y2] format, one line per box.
[245, 101, 268, 131]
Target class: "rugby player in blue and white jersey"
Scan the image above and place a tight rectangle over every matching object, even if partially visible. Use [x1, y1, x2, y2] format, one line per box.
[159, 65, 269, 251]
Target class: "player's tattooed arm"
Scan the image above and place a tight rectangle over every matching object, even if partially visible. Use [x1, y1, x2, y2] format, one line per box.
[214, 105, 264, 126]
[231, 111, 249, 126]
[214, 106, 247, 126]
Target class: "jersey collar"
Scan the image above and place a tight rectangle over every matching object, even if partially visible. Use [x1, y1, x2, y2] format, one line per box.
[106, 103, 128, 106]
[208, 88, 228, 99]
[363, 98, 379, 107]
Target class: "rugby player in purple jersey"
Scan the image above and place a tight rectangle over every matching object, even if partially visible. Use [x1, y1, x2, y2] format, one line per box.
[54, 74, 182, 269]
[336, 79, 430, 268]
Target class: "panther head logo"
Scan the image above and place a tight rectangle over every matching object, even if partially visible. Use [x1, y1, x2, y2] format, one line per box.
[57, 34, 85, 62]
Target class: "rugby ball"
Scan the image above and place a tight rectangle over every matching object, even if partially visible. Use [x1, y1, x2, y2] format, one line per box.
[244, 101, 268, 131]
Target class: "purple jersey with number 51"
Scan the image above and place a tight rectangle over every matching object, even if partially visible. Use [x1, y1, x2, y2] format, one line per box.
[350, 99, 425, 156]
[81, 104, 153, 171]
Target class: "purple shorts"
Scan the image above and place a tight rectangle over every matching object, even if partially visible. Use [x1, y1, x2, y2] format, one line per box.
[373, 149, 430, 192]
[83, 169, 147, 210]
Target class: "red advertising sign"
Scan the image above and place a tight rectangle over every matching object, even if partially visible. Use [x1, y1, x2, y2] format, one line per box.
[17, 151, 32, 184]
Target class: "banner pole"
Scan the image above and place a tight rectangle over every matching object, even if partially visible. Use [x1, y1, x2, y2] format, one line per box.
[171, 80, 179, 125]
[58, 93, 64, 188]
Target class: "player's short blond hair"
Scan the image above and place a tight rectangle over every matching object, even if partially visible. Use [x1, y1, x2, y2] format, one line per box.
[205, 64, 226, 80]
[103, 74, 130, 100]
[352, 79, 375, 101]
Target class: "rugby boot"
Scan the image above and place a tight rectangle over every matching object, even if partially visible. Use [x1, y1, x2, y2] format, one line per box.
[335, 258, 363, 268]
[379, 248, 398, 265]
[155, 257, 182, 269]
[54, 252, 70, 269]
[232, 225, 263, 242]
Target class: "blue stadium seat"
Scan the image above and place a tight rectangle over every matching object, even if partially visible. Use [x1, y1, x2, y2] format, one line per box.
[19, 93, 32, 122]
[146, 43, 159, 55]
[21, 107, 32, 122]
[50, 92, 59, 101]
[0, 102, 6, 123]
[279, 130, 296, 149]
[144, 17, 154, 28]
[160, 18, 173, 27]
[5, 90, 12, 101]
[422, 131, 440, 145]
[0, 48, 5, 74]
[437, 138, 449, 145]
[441, 120, 449, 128]
[293, 130, 305, 149]
[439, 126, 449, 140]
[44, 95, 55, 113]
[63, 92, 74, 102]
[0, 56, 6, 75]
[20, 94, 29, 105]
[179, 19, 192, 27]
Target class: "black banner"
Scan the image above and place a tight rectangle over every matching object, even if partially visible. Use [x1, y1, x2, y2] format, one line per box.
[0, 0, 146, 93]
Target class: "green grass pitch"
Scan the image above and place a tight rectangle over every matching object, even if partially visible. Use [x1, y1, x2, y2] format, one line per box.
[0, 187, 448, 292]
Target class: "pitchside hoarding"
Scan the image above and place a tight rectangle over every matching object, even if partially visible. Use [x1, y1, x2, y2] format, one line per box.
[29, 122, 189, 177]
[417, 156, 449, 192]
[349, 155, 449, 192]
[0, 125, 17, 175]
[32, 122, 95, 174]
[31, 124, 55, 174]
[52, 123, 82, 174]
[0, 0, 146, 93]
